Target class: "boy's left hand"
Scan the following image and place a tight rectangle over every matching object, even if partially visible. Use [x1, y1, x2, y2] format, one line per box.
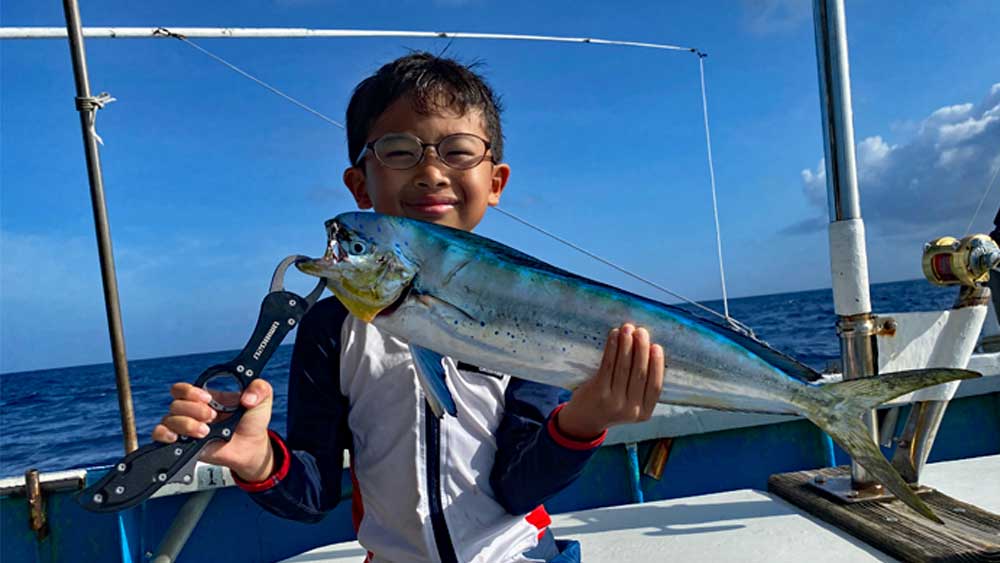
[556, 324, 665, 441]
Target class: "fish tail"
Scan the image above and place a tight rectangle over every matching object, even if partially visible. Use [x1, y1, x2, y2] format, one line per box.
[804, 368, 979, 524]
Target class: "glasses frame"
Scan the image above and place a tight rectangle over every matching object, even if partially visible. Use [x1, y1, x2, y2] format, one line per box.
[355, 132, 495, 171]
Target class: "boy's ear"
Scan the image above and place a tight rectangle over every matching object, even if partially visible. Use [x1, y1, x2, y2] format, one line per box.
[488, 163, 511, 206]
[343, 167, 373, 209]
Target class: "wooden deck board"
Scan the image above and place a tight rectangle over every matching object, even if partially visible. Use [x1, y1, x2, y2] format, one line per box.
[769, 465, 1000, 562]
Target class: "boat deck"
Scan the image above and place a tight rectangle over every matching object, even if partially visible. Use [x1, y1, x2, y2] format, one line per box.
[281, 455, 999, 562]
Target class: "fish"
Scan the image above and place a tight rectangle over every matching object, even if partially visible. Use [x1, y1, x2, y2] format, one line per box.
[297, 211, 979, 524]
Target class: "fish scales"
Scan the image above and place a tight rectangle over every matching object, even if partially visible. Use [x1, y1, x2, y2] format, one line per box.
[377, 216, 803, 415]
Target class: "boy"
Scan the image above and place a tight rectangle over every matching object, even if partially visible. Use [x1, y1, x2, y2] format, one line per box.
[154, 52, 665, 562]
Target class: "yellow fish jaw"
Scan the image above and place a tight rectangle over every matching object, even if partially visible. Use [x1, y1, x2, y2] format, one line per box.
[334, 289, 388, 323]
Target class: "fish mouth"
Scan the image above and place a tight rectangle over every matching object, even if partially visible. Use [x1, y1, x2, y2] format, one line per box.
[295, 255, 336, 278]
[295, 238, 344, 277]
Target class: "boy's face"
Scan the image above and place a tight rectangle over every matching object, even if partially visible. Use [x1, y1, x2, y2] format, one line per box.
[343, 96, 510, 232]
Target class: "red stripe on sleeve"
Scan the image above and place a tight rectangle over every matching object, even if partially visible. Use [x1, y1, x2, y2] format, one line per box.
[233, 430, 291, 492]
[547, 403, 607, 451]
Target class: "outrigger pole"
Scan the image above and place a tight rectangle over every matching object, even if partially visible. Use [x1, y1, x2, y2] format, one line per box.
[2, 27, 694, 52]
[812, 0, 879, 489]
[61, 0, 138, 454]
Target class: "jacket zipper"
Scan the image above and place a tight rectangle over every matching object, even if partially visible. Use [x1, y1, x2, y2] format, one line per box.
[425, 401, 459, 563]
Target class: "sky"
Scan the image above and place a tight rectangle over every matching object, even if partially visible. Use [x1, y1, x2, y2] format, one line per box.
[2, 0, 999, 373]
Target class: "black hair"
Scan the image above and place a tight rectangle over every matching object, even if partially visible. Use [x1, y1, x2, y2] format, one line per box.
[345, 52, 504, 165]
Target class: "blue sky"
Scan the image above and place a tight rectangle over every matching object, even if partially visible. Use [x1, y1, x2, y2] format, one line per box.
[2, 0, 998, 373]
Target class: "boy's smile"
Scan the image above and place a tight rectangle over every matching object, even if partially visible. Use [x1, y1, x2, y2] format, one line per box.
[343, 96, 510, 232]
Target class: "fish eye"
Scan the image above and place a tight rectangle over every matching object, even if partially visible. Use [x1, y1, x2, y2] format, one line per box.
[341, 239, 368, 256]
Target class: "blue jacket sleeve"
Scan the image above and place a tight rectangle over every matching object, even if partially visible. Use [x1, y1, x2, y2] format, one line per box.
[246, 298, 352, 523]
[489, 378, 603, 515]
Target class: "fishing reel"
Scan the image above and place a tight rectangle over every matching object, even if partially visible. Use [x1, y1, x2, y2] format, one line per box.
[922, 234, 1000, 287]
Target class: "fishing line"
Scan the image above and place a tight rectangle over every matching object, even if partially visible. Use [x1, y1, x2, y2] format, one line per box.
[698, 54, 730, 321]
[151, 27, 746, 332]
[492, 206, 755, 335]
[964, 161, 1000, 236]
[154, 28, 346, 130]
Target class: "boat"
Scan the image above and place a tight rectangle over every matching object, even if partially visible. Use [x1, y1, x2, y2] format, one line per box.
[1, 1, 997, 561]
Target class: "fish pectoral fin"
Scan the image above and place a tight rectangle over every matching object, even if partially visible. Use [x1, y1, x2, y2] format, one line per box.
[414, 291, 477, 322]
[408, 344, 458, 418]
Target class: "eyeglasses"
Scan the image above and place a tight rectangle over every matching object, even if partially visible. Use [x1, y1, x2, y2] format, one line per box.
[355, 132, 494, 170]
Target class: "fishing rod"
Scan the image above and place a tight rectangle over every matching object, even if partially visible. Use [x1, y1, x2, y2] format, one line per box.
[60, 0, 137, 455]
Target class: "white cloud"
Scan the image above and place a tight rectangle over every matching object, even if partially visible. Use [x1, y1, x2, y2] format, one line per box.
[938, 114, 998, 145]
[795, 83, 1000, 239]
[800, 158, 826, 207]
[927, 103, 973, 122]
[857, 136, 892, 168]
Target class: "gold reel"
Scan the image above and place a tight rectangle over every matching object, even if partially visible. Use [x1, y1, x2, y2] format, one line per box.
[922, 234, 999, 287]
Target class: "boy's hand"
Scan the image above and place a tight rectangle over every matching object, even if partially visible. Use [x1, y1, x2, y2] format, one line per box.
[151, 379, 275, 482]
[556, 324, 665, 441]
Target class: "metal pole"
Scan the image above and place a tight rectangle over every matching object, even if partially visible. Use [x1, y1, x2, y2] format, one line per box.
[62, 0, 138, 454]
[812, 0, 878, 488]
[151, 490, 216, 563]
[0, 27, 695, 53]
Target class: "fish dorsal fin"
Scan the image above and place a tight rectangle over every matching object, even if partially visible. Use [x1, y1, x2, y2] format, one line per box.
[700, 320, 822, 383]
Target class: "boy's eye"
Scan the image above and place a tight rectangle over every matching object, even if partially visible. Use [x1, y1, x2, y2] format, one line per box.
[385, 149, 418, 158]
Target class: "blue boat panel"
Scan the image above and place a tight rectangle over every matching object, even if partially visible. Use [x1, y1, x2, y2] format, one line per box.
[2, 393, 995, 562]
[926, 393, 1000, 462]
[1, 488, 127, 563]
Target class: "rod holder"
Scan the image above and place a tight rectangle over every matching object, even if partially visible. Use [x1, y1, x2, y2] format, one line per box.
[25, 469, 49, 541]
[836, 313, 881, 490]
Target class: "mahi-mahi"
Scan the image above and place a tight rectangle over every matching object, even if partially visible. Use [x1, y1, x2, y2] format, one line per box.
[297, 211, 978, 524]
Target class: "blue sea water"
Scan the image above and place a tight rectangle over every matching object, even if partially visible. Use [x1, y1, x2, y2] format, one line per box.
[0, 279, 959, 477]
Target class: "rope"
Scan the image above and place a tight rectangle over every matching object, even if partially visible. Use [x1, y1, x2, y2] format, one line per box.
[964, 160, 1000, 236]
[154, 28, 345, 129]
[74, 92, 116, 145]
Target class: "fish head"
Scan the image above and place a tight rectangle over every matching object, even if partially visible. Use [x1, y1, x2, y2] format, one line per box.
[296, 212, 419, 322]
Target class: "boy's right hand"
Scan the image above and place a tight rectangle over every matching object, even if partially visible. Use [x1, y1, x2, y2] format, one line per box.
[151, 378, 275, 482]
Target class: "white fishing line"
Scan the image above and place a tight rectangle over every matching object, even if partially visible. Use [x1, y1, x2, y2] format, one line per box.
[699, 54, 730, 321]
[153, 29, 346, 130]
[964, 162, 1000, 236]
[492, 206, 755, 335]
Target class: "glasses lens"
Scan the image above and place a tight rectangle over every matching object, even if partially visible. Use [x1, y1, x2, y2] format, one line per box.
[438, 134, 488, 169]
[373, 135, 422, 169]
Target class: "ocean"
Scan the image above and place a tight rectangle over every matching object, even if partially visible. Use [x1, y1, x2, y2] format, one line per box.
[0, 279, 960, 478]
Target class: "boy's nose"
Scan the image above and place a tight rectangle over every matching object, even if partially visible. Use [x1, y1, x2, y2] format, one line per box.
[413, 147, 451, 189]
